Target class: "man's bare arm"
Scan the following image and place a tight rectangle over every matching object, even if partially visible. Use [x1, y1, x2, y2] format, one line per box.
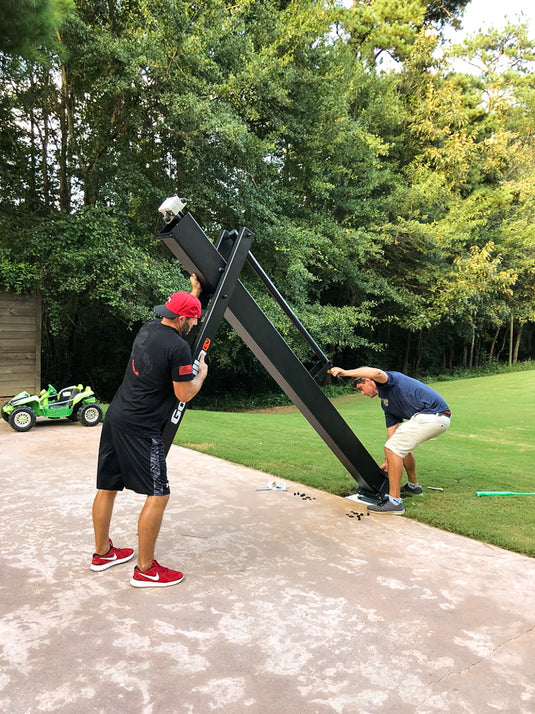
[173, 354, 208, 402]
[328, 366, 388, 383]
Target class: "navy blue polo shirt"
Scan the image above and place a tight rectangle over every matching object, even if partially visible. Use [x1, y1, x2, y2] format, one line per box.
[376, 372, 450, 428]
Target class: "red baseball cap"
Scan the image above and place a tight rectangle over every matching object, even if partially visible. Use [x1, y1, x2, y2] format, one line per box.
[154, 292, 201, 319]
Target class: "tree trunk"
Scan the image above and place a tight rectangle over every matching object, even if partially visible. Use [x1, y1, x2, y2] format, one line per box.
[402, 332, 410, 373]
[513, 322, 524, 363]
[469, 324, 475, 368]
[41, 94, 50, 210]
[415, 331, 423, 371]
[28, 108, 37, 209]
[508, 314, 514, 366]
[496, 326, 509, 362]
[58, 56, 71, 212]
[489, 326, 500, 362]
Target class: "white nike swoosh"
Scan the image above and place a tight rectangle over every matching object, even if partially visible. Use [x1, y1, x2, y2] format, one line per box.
[140, 572, 160, 581]
[101, 554, 117, 561]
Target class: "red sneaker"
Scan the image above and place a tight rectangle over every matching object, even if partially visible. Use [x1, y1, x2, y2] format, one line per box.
[130, 560, 184, 588]
[90, 539, 134, 571]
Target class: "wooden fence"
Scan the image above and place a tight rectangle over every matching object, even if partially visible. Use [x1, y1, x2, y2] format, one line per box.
[0, 292, 41, 399]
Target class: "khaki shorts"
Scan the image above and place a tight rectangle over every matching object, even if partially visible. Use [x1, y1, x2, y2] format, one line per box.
[385, 413, 451, 458]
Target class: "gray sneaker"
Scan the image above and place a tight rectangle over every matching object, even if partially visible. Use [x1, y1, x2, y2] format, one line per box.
[367, 497, 405, 515]
[400, 483, 423, 497]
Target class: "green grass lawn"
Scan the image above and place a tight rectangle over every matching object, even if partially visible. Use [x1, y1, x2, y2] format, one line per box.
[176, 371, 535, 557]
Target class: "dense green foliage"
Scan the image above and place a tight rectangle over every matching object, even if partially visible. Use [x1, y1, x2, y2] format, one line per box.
[0, 0, 73, 57]
[0, 0, 533, 399]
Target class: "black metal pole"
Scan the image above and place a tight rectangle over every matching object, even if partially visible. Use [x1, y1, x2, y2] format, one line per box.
[246, 251, 329, 366]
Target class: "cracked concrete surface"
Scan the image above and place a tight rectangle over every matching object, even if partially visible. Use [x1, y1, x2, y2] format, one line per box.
[0, 418, 534, 713]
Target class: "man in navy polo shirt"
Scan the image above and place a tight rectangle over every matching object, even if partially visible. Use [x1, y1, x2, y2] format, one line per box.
[328, 365, 451, 515]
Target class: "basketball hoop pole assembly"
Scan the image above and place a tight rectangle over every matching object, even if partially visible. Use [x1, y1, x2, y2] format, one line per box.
[157, 197, 388, 504]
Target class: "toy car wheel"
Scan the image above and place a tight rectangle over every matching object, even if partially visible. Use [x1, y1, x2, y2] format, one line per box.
[8, 407, 37, 432]
[78, 403, 103, 427]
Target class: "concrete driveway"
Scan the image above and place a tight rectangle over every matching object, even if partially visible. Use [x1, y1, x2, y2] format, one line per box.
[0, 418, 534, 713]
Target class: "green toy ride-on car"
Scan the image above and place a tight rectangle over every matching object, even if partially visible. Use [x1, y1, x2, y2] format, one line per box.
[1, 384, 103, 432]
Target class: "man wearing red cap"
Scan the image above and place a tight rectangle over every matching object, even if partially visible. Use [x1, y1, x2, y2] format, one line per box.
[91, 275, 208, 587]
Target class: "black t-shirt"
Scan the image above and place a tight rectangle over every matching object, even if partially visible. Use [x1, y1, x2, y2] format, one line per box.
[106, 320, 194, 435]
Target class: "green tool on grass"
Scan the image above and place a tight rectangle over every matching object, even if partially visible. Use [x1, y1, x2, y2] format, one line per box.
[476, 491, 535, 497]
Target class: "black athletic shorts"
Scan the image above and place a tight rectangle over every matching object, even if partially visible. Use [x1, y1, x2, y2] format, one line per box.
[96, 418, 170, 496]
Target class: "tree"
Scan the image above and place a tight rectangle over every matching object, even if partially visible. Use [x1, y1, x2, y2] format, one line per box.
[1, 1, 534, 399]
[0, 0, 73, 57]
